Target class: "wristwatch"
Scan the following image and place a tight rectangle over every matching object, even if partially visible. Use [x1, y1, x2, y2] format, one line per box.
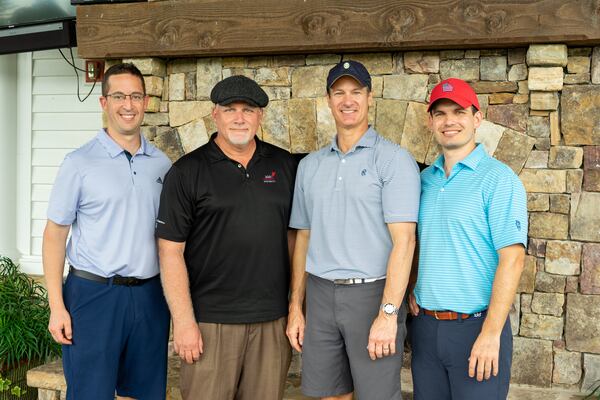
[380, 303, 399, 316]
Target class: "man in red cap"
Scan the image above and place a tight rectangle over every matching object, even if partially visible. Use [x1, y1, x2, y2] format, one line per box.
[408, 78, 527, 399]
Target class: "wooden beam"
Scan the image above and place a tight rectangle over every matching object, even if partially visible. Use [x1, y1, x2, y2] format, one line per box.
[76, 0, 600, 59]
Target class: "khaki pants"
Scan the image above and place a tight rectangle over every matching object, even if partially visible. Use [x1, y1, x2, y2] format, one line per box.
[180, 317, 292, 400]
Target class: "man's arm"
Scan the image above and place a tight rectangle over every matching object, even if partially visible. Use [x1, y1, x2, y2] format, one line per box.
[43, 220, 72, 345]
[468, 243, 525, 381]
[158, 238, 202, 364]
[287, 229, 297, 265]
[368, 222, 416, 360]
[286, 229, 309, 353]
[407, 240, 420, 316]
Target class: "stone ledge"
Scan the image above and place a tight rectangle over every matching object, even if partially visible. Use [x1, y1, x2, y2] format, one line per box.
[27, 357, 587, 400]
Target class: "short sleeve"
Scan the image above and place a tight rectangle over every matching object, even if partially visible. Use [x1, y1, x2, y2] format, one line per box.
[47, 155, 82, 225]
[155, 165, 195, 242]
[488, 173, 528, 250]
[289, 159, 310, 229]
[381, 149, 421, 223]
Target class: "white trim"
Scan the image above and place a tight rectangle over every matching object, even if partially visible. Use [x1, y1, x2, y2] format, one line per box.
[16, 52, 33, 263]
[0, 54, 18, 260]
[18, 255, 43, 275]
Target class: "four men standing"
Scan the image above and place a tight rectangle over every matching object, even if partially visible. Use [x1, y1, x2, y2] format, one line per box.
[44, 60, 526, 400]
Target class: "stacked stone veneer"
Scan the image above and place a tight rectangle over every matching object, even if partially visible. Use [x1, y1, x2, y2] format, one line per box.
[110, 44, 600, 391]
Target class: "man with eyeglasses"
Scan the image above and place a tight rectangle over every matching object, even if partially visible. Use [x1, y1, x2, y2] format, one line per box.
[156, 75, 297, 400]
[43, 63, 171, 400]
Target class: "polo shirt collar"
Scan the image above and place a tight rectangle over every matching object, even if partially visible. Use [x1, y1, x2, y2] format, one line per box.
[206, 131, 270, 163]
[329, 126, 377, 153]
[432, 143, 487, 174]
[459, 143, 486, 170]
[96, 129, 154, 158]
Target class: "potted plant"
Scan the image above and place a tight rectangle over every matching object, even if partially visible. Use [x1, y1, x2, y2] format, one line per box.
[0, 256, 61, 399]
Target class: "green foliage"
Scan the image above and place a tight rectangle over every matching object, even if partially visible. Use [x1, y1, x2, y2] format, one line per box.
[0, 375, 26, 398]
[0, 256, 61, 371]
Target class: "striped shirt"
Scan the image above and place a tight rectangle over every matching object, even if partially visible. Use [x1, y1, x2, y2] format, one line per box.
[47, 129, 171, 279]
[290, 127, 421, 279]
[414, 144, 527, 314]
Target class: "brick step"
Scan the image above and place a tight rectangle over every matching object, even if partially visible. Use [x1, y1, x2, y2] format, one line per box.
[27, 357, 586, 400]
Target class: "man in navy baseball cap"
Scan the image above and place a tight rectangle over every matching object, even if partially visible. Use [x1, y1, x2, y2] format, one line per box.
[287, 59, 420, 400]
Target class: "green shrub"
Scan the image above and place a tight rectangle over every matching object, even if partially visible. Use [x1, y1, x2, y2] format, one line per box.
[0, 256, 61, 398]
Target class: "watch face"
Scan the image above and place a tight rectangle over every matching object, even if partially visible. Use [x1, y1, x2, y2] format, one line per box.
[384, 303, 395, 314]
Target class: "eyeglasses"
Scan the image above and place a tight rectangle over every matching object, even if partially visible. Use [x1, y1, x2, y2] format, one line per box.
[105, 92, 146, 103]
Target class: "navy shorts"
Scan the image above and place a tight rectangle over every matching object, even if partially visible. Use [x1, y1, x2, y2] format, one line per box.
[62, 273, 170, 400]
[410, 310, 512, 400]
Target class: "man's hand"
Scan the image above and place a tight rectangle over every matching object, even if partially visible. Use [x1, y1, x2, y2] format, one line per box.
[48, 307, 73, 345]
[408, 291, 420, 316]
[286, 308, 305, 353]
[173, 321, 203, 364]
[468, 331, 501, 381]
[367, 314, 397, 360]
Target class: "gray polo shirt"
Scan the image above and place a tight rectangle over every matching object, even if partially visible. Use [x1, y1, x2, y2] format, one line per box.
[47, 129, 171, 278]
[290, 127, 420, 279]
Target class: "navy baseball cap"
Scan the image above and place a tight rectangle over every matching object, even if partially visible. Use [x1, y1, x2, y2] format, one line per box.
[326, 60, 372, 91]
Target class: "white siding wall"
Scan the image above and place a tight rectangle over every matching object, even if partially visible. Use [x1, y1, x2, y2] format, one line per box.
[20, 49, 101, 273]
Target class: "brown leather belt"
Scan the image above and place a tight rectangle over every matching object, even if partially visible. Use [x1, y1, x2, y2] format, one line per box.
[423, 308, 471, 320]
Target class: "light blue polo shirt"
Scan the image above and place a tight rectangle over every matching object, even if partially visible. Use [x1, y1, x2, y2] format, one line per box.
[47, 129, 171, 279]
[414, 144, 527, 314]
[290, 127, 420, 279]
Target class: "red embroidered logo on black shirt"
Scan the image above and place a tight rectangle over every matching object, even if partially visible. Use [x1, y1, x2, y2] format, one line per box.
[263, 170, 277, 183]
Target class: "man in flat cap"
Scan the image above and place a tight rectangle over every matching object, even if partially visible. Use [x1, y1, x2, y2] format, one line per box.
[156, 75, 297, 400]
[287, 60, 420, 399]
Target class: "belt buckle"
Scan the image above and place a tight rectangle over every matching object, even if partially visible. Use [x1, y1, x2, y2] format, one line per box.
[125, 277, 139, 286]
[115, 276, 138, 286]
[434, 310, 440, 320]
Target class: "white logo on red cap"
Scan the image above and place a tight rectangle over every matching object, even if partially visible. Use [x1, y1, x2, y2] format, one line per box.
[442, 83, 454, 92]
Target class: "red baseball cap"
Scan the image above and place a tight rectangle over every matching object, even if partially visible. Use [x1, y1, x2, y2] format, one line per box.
[428, 78, 480, 112]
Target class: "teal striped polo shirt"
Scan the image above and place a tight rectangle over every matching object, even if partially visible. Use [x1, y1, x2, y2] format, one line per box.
[414, 144, 527, 314]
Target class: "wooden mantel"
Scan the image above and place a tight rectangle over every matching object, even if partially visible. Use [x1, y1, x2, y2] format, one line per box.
[76, 0, 600, 59]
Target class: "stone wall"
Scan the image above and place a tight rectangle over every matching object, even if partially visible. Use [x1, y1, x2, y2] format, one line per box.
[111, 44, 600, 391]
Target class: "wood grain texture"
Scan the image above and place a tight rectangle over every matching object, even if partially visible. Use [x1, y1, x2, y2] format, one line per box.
[76, 0, 600, 59]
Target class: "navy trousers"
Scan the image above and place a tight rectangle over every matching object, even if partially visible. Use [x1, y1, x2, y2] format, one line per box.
[410, 310, 512, 400]
[62, 273, 170, 400]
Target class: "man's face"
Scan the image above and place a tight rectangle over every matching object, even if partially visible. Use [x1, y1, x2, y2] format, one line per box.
[327, 76, 372, 131]
[99, 73, 148, 137]
[212, 102, 263, 148]
[428, 99, 483, 151]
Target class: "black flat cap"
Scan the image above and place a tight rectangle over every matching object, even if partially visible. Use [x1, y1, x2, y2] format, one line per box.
[210, 75, 269, 108]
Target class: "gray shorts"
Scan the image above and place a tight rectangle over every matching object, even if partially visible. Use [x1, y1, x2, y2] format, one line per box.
[301, 274, 407, 399]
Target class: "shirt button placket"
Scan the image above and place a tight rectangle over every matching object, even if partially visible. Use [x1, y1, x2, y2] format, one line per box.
[335, 157, 345, 191]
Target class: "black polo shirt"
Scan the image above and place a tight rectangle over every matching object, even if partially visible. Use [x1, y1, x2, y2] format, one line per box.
[156, 133, 297, 324]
